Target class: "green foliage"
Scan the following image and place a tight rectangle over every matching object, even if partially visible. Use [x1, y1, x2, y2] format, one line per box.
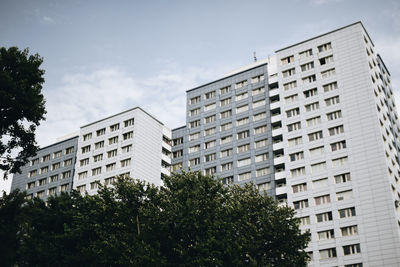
[1, 172, 310, 266]
[0, 46, 46, 178]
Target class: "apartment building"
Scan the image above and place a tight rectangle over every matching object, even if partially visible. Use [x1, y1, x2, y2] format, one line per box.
[171, 22, 400, 266]
[72, 107, 171, 194]
[11, 136, 78, 200]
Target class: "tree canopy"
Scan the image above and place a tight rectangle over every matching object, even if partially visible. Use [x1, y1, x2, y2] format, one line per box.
[0, 46, 46, 178]
[1, 172, 310, 266]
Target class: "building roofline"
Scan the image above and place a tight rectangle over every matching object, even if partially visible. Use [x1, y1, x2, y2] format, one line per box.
[80, 107, 164, 128]
[377, 54, 391, 76]
[186, 62, 268, 93]
[38, 135, 79, 151]
[275, 21, 374, 53]
[172, 125, 186, 131]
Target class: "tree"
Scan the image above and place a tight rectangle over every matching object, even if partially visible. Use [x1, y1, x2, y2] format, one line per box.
[2, 172, 310, 266]
[0, 46, 46, 179]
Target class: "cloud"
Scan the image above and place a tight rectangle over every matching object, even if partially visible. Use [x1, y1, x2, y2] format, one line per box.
[308, 0, 344, 5]
[42, 16, 54, 23]
[36, 63, 227, 147]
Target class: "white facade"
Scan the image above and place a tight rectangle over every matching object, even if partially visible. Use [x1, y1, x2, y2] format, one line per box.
[73, 107, 171, 194]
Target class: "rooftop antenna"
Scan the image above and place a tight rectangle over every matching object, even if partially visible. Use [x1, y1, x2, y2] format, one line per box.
[253, 51, 257, 62]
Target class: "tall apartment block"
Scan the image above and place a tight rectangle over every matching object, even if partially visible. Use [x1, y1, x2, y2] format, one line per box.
[72, 107, 171, 194]
[171, 22, 400, 266]
[11, 136, 79, 200]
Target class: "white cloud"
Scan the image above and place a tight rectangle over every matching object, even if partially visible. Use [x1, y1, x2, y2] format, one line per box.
[42, 16, 54, 23]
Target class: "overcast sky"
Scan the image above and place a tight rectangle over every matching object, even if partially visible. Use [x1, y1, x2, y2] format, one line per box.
[1, 0, 400, 191]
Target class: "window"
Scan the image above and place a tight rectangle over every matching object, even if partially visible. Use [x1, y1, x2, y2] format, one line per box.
[316, 211, 332, 222]
[27, 182, 35, 189]
[204, 153, 216, 162]
[325, 95, 340, 106]
[96, 128, 106, 136]
[303, 88, 318, 98]
[220, 98, 231, 107]
[38, 178, 46, 186]
[343, 244, 360, 255]
[311, 162, 326, 173]
[63, 158, 73, 167]
[60, 184, 69, 192]
[106, 163, 116, 172]
[345, 264, 363, 267]
[31, 158, 39, 166]
[301, 61, 314, 72]
[302, 74, 316, 85]
[48, 187, 57, 195]
[290, 151, 304, 162]
[292, 183, 307, 193]
[253, 112, 266, 122]
[235, 80, 248, 89]
[120, 158, 131, 167]
[78, 171, 88, 180]
[305, 102, 319, 112]
[306, 116, 321, 127]
[281, 55, 294, 65]
[189, 158, 200, 167]
[257, 182, 270, 191]
[204, 166, 217, 176]
[220, 148, 232, 158]
[81, 145, 91, 154]
[109, 136, 118, 145]
[329, 125, 344, 136]
[339, 207, 356, 218]
[331, 140, 346, 151]
[107, 149, 117, 158]
[319, 248, 337, 260]
[173, 150, 183, 158]
[189, 120, 200, 128]
[204, 127, 216, 136]
[327, 110, 342, 121]
[237, 158, 251, 167]
[205, 91, 216, 100]
[256, 167, 270, 177]
[235, 92, 248, 101]
[236, 117, 249, 127]
[204, 102, 216, 111]
[52, 162, 61, 170]
[189, 144, 200, 153]
[252, 86, 265, 96]
[104, 177, 116, 185]
[62, 171, 71, 179]
[282, 68, 296, 78]
[49, 175, 58, 183]
[313, 178, 328, 189]
[65, 146, 74, 154]
[318, 42, 332, 53]
[220, 86, 231, 95]
[236, 105, 248, 114]
[255, 139, 268, 148]
[95, 141, 104, 149]
[323, 81, 338, 92]
[189, 132, 200, 141]
[308, 131, 323, 141]
[251, 74, 264, 83]
[42, 154, 50, 162]
[40, 166, 49, 174]
[222, 176, 234, 185]
[309, 146, 324, 157]
[288, 136, 302, 147]
[253, 99, 265, 109]
[205, 140, 216, 149]
[173, 137, 183, 146]
[291, 167, 306, 177]
[254, 125, 267, 135]
[334, 173, 351, 184]
[341, 225, 358, 237]
[220, 110, 232, 119]
[283, 81, 297, 91]
[124, 118, 134, 127]
[321, 68, 335, 79]
[237, 144, 250, 153]
[285, 94, 298, 104]
[83, 133, 92, 141]
[299, 216, 310, 226]
[337, 190, 353, 201]
[238, 172, 251, 181]
[319, 55, 334, 65]
[255, 153, 268, 162]
[299, 49, 313, 59]
[93, 154, 103, 162]
[53, 151, 62, 159]
[190, 108, 201, 116]
[205, 115, 216, 124]
[122, 144, 132, 153]
[190, 96, 201, 105]
[315, 194, 331, 205]
[221, 162, 233, 171]
[286, 107, 300, 118]
[110, 123, 120, 132]
[237, 130, 250, 140]
[293, 199, 309, 210]
[36, 190, 45, 198]
[90, 181, 99, 190]
[318, 229, 335, 240]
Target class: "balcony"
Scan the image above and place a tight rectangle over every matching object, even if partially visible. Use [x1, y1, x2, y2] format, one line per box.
[269, 87, 279, 97]
[276, 186, 287, 196]
[274, 171, 286, 180]
[272, 127, 283, 137]
[272, 141, 284, 150]
[162, 153, 171, 164]
[271, 114, 282, 123]
[273, 156, 285, 165]
[270, 101, 280, 110]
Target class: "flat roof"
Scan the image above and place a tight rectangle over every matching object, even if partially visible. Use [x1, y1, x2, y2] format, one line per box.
[38, 135, 79, 152]
[186, 62, 268, 93]
[81, 106, 164, 128]
[275, 21, 374, 53]
[172, 125, 186, 131]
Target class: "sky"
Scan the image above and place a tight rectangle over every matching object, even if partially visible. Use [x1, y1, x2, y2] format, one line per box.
[1, 0, 400, 192]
